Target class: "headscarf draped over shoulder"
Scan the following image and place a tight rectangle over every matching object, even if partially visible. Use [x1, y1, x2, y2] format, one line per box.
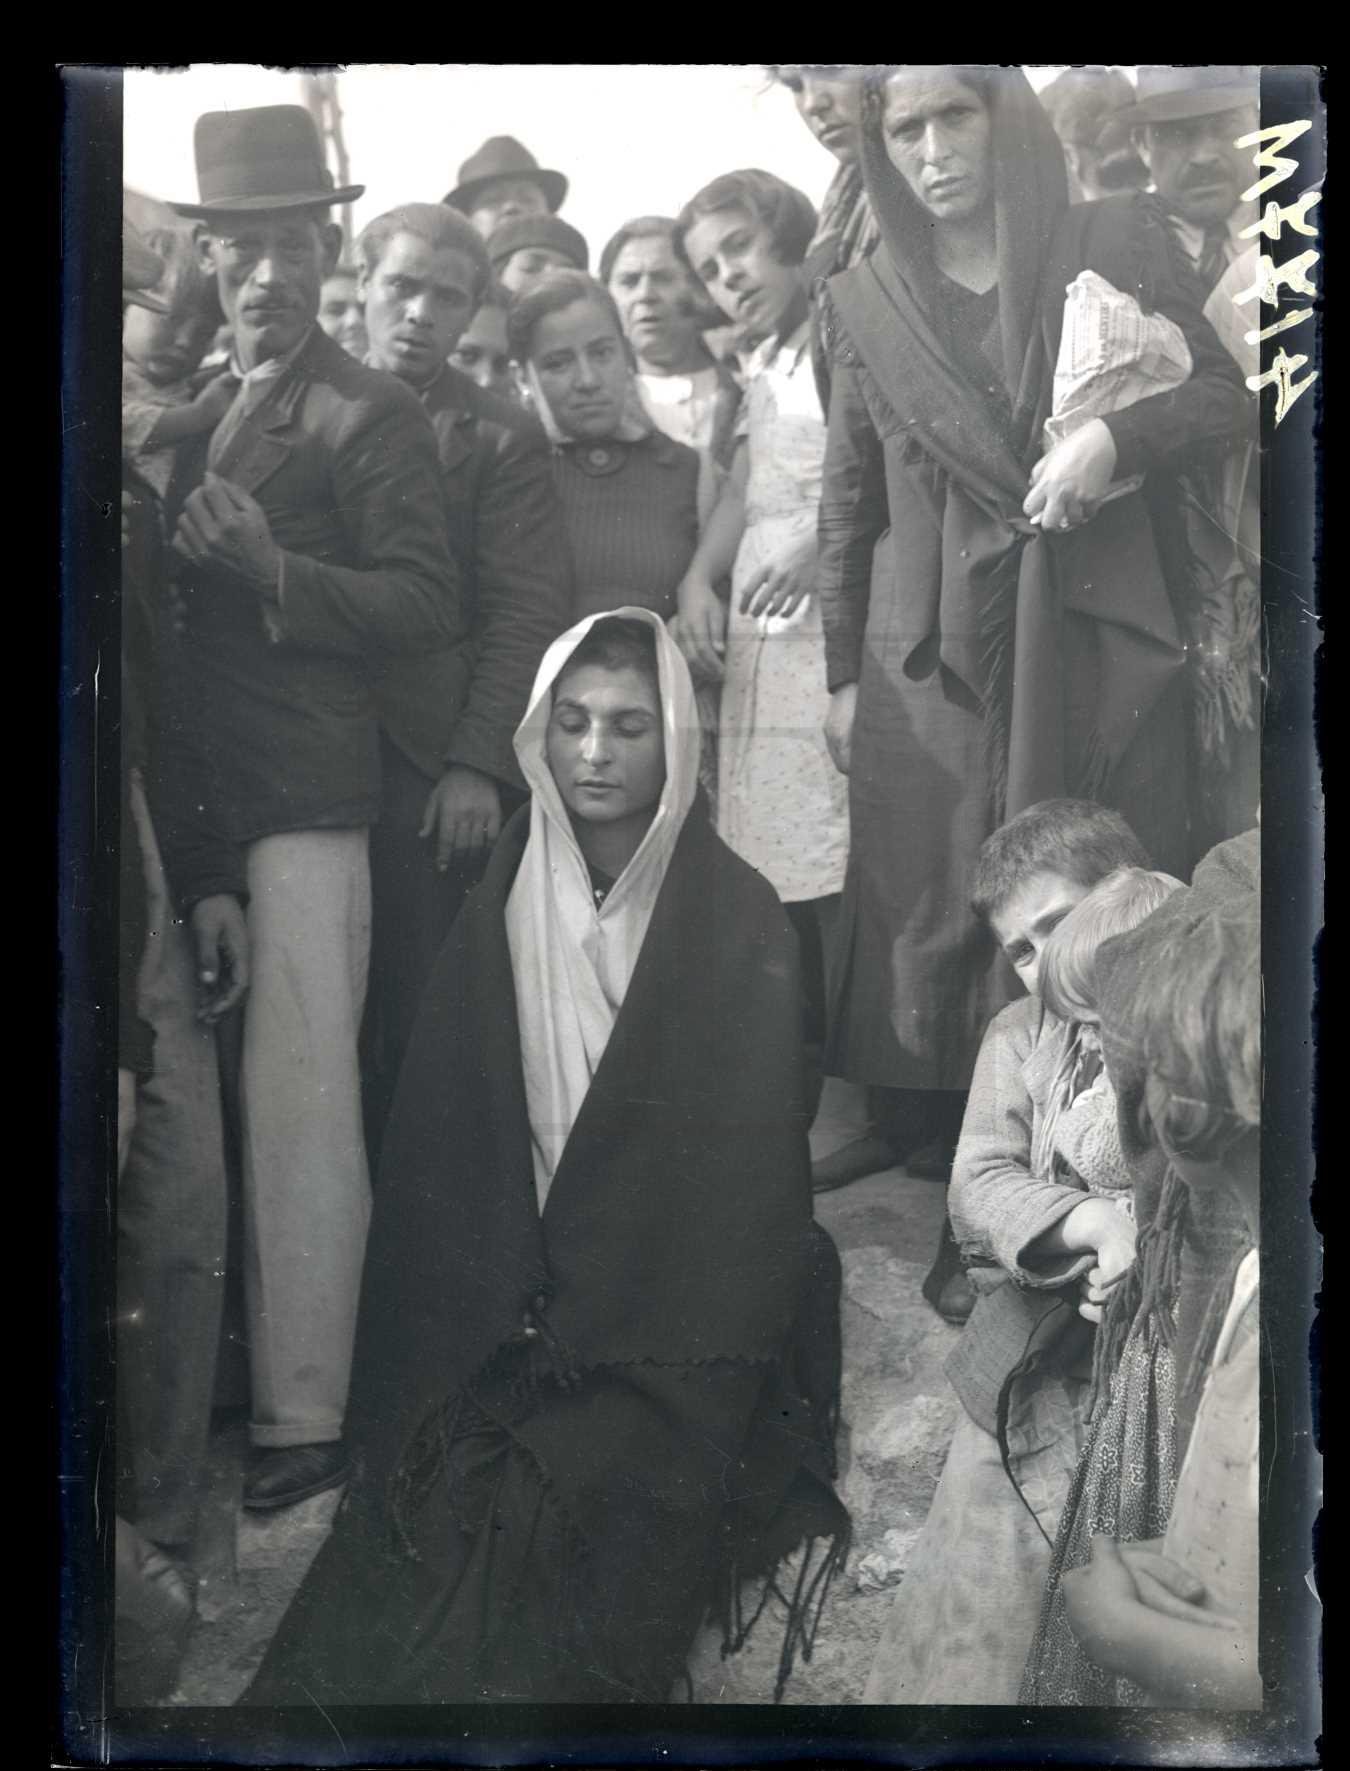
[507, 608, 701, 1198]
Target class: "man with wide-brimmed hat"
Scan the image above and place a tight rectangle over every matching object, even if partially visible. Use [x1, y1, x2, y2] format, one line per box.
[1126, 65, 1260, 297]
[443, 134, 570, 240]
[167, 104, 463, 1514]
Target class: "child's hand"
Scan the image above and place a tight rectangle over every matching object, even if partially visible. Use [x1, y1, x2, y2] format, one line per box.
[1064, 1535, 1259, 1706]
[1058, 1196, 1137, 1322]
[1118, 1540, 1237, 1628]
[192, 372, 239, 426]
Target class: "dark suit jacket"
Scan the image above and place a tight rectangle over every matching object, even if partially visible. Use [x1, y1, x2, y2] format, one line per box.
[373, 366, 573, 790]
[178, 327, 462, 843]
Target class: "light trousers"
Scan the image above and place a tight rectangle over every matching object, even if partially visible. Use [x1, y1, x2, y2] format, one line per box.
[241, 829, 372, 1448]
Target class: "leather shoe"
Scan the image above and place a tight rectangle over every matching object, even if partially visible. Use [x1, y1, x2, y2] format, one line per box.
[243, 1442, 351, 1512]
[936, 1269, 976, 1326]
[812, 1132, 898, 1193]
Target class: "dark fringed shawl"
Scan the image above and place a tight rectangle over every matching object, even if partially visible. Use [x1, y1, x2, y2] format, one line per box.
[245, 800, 848, 1707]
[806, 157, 882, 414]
[821, 69, 1246, 827]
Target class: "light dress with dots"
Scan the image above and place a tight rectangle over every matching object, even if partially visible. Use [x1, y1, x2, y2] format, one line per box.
[716, 321, 849, 905]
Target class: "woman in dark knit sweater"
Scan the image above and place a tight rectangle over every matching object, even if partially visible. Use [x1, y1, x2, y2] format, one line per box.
[507, 271, 702, 624]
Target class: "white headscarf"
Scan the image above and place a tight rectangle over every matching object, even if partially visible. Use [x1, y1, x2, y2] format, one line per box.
[505, 607, 702, 1208]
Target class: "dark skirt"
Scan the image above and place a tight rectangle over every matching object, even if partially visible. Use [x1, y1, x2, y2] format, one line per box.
[826, 535, 1192, 1094]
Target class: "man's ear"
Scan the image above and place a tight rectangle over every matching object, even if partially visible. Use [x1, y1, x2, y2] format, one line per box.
[1132, 126, 1154, 177]
[318, 221, 343, 277]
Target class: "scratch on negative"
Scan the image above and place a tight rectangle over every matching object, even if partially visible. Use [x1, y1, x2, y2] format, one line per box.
[1263, 1320, 1278, 1508]
[295, 1676, 348, 1754]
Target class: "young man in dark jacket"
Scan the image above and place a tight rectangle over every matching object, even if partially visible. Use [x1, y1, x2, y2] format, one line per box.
[356, 201, 573, 1153]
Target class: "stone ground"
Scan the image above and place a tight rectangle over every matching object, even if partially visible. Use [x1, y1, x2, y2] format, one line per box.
[161, 1080, 960, 1709]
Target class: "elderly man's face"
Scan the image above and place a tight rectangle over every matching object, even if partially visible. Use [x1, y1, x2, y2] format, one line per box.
[199, 211, 338, 368]
[467, 177, 551, 240]
[1139, 106, 1259, 226]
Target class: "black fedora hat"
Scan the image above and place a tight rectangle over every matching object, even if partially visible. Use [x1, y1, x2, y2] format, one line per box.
[171, 105, 364, 218]
[442, 136, 567, 214]
[1122, 65, 1259, 128]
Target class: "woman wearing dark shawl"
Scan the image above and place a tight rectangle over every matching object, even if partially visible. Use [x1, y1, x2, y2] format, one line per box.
[245, 609, 847, 1707]
[815, 67, 1248, 1140]
[768, 65, 881, 408]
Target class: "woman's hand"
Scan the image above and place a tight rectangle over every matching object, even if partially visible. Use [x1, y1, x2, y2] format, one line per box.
[674, 573, 727, 683]
[824, 683, 858, 775]
[1023, 418, 1118, 533]
[739, 535, 816, 621]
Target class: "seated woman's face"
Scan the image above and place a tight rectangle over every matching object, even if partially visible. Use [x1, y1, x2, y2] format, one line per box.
[681, 203, 801, 340]
[529, 298, 630, 440]
[608, 235, 703, 369]
[546, 663, 666, 830]
[882, 68, 993, 224]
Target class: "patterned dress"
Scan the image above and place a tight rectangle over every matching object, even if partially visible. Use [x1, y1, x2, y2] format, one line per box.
[716, 323, 849, 905]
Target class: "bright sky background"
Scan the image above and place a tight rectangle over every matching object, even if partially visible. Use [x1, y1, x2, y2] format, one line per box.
[123, 65, 1088, 261]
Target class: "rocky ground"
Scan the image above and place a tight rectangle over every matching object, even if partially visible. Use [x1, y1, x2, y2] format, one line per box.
[163, 1081, 961, 1708]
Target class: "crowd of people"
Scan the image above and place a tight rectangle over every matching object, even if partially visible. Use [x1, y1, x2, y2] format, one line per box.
[115, 64, 1265, 1711]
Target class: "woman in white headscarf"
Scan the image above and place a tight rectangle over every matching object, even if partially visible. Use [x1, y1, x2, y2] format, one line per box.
[248, 610, 848, 1709]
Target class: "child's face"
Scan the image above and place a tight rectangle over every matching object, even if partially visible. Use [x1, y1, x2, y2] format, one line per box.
[497, 246, 577, 299]
[317, 272, 368, 359]
[680, 204, 802, 338]
[989, 869, 1092, 998]
[449, 304, 515, 400]
[123, 295, 219, 386]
